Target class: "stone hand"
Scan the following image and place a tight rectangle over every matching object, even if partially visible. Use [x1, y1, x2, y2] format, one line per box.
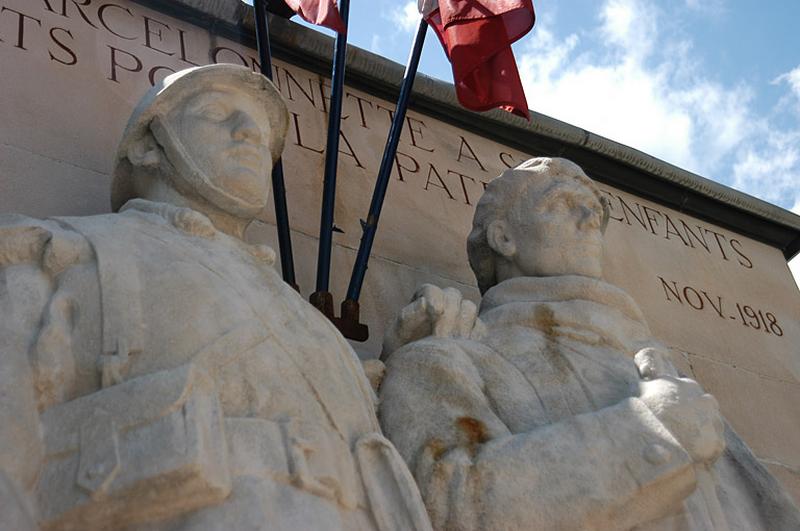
[634, 347, 679, 379]
[382, 284, 485, 358]
[636, 349, 725, 466]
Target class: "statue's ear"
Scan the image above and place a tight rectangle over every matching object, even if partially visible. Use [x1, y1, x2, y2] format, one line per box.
[126, 131, 162, 168]
[486, 219, 516, 259]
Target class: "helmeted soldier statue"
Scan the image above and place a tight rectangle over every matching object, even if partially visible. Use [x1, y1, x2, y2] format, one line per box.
[0, 64, 431, 531]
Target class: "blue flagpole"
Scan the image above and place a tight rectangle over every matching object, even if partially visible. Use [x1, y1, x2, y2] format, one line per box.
[336, 18, 428, 341]
[252, 0, 298, 290]
[311, 0, 351, 318]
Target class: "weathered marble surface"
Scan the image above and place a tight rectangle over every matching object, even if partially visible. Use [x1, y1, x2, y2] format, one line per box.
[379, 157, 800, 530]
[0, 64, 431, 530]
[2, 0, 800, 509]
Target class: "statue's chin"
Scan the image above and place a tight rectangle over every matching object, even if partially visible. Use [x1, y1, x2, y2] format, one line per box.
[220, 168, 267, 198]
[522, 245, 603, 279]
[213, 196, 267, 219]
[194, 169, 269, 218]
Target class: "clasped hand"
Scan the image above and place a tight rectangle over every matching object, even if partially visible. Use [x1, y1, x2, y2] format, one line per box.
[382, 284, 486, 359]
[635, 348, 725, 466]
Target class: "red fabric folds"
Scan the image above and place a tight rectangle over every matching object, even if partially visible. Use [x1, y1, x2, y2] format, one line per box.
[284, 0, 346, 34]
[425, 0, 535, 119]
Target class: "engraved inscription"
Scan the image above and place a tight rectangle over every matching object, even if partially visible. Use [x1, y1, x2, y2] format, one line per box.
[0, 0, 759, 274]
[602, 191, 753, 270]
[658, 276, 784, 338]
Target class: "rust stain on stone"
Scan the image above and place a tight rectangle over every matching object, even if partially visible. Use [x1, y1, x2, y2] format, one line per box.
[535, 304, 572, 380]
[456, 416, 490, 445]
[427, 437, 447, 460]
[534, 304, 558, 338]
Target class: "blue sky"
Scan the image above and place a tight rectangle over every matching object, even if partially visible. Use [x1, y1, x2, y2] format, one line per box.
[294, 0, 800, 280]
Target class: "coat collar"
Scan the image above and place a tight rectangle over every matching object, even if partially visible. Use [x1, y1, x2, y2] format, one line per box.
[479, 275, 653, 354]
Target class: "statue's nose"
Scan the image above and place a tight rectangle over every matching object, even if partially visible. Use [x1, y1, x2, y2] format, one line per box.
[231, 111, 261, 143]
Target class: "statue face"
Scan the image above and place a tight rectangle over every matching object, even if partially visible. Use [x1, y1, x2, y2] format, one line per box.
[166, 86, 273, 211]
[508, 179, 604, 278]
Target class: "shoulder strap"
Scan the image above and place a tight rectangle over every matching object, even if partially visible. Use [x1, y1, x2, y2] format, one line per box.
[58, 214, 144, 370]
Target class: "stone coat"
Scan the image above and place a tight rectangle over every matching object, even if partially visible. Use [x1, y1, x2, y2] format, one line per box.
[379, 275, 800, 531]
[0, 200, 430, 531]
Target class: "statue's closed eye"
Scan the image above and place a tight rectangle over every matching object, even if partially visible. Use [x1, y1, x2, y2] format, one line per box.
[197, 104, 229, 122]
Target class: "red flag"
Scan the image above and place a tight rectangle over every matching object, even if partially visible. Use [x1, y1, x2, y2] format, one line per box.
[284, 0, 346, 34]
[420, 0, 534, 119]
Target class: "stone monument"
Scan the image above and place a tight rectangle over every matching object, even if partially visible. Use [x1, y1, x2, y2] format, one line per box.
[0, 64, 431, 531]
[379, 157, 800, 530]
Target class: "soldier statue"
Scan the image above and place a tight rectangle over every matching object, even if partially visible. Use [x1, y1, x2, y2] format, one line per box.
[0, 64, 431, 531]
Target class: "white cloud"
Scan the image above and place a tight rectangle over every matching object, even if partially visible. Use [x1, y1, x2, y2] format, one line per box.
[390, 1, 420, 33]
[600, 0, 658, 59]
[777, 66, 800, 97]
[732, 130, 800, 206]
[370, 34, 382, 54]
[517, 0, 799, 211]
[781, 66, 800, 97]
[520, 50, 698, 169]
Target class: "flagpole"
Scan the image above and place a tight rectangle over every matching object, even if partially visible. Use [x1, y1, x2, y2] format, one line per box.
[311, 0, 350, 317]
[336, 18, 428, 340]
[252, 0, 298, 290]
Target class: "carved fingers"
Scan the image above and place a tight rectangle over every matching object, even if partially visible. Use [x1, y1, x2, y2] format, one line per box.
[634, 347, 679, 380]
[432, 287, 477, 338]
[635, 347, 724, 465]
[637, 356, 725, 466]
[685, 392, 725, 465]
[382, 284, 484, 359]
